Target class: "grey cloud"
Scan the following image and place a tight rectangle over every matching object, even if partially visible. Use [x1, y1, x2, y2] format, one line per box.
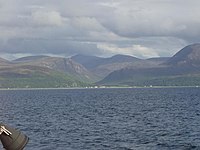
[31, 10, 63, 27]
[0, 0, 199, 59]
[0, 38, 103, 56]
[98, 0, 200, 42]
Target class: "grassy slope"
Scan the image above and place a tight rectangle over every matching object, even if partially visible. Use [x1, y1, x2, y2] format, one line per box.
[0, 70, 90, 88]
[99, 74, 200, 87]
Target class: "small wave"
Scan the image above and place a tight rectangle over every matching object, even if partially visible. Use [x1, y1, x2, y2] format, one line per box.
[157, 143, 199, 150]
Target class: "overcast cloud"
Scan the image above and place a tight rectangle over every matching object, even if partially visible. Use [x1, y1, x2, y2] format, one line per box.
[0, 0, 199, 59]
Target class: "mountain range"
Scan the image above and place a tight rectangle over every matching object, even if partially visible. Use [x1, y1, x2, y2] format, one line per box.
[99, 43, 200, 86]
[0, 43, 200, 88]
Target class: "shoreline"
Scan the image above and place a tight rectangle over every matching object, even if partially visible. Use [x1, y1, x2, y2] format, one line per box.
[0, 85, 199, 90]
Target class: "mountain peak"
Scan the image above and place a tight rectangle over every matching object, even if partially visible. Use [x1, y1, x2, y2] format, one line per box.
[166, 43, 200, 66]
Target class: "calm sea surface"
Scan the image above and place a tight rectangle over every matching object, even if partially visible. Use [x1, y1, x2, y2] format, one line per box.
[0, 88, 200, 150]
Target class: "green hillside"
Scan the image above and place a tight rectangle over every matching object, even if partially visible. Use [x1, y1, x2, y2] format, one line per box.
[0, 67, 89, 88]
[0, 69, 90, 88]
[109, 75, 200, 87]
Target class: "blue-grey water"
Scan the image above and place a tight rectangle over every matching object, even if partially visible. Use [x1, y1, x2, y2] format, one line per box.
[0, 88, 200, 150]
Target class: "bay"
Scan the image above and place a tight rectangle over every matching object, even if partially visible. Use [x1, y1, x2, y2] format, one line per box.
[0, 88, 200, 150]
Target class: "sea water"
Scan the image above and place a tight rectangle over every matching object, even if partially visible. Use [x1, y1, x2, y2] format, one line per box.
[0, 88, 200, 150]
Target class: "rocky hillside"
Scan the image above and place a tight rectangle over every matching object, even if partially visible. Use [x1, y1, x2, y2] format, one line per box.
[166, 43, 200, 66]
[14, 56, 98, 81]
[0, 56, 96, 88]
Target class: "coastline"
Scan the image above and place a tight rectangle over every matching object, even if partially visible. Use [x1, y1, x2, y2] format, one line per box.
[0, 85, 199, 90]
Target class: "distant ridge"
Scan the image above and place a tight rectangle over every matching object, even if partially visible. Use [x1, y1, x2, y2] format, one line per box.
[71, 54, 142, 77]
[105, 54, 141, 63]
[0, 57, 10, 64]
[13, 55, 49, 62]
[146, 57, 170, 62]
[71, 54, 102, 69]
[71, 54, 140, 69]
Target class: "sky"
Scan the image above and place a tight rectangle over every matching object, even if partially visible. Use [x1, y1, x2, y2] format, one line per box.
[0, 0, 199, 60]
